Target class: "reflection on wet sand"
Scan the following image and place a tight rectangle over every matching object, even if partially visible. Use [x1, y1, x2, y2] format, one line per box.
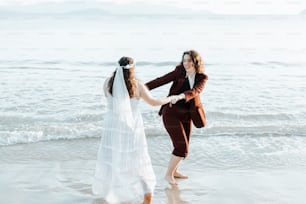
[165, 185, 188, 204]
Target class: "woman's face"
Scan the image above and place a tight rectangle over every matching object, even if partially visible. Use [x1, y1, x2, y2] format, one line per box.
[183, 54, 195, 73]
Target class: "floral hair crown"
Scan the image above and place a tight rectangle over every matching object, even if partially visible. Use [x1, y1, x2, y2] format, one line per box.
[118, 62, 136, 69]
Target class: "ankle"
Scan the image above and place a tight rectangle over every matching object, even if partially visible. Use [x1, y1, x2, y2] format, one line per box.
[144, 193, 152, 204]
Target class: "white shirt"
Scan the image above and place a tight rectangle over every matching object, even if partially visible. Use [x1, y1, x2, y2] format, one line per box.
[178, 73, 196, 100]
[187, 73, 195, 89]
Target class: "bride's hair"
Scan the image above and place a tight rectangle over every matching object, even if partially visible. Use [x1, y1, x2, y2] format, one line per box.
[108, 56, 137, 97]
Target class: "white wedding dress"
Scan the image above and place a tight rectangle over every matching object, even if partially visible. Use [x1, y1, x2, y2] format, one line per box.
[92, 68, 156, 203]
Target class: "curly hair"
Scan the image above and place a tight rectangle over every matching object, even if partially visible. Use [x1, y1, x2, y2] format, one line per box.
[108, 56, 137, 97]
[180, 50, 204, 73]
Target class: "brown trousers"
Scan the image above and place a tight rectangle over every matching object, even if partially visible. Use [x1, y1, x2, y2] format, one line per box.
[162, 105, 192, 158]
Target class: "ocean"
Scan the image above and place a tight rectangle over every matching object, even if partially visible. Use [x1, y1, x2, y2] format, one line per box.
[1, 14, 306, 145]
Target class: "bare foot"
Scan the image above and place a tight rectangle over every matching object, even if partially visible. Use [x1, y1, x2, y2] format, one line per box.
[174, 171, 188, 179]
[165, 175, 178, 185]
[143, 193, 152, 204]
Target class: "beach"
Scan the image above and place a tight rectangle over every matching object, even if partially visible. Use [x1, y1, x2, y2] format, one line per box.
[1, 2, 306, 203]
[1, 136, 306, 204]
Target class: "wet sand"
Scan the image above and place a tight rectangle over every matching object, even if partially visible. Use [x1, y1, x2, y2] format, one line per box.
[1, 137, 306, 204]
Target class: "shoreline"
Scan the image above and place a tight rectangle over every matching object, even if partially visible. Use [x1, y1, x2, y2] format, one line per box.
[1, 138, 306, 204]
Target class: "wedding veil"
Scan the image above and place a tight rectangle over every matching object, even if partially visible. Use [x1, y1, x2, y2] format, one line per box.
[111, 63, 135, 129]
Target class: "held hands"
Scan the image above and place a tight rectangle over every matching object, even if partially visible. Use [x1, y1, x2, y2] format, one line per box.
[170, 95, 181, 104]
[169, 94, 185, 106]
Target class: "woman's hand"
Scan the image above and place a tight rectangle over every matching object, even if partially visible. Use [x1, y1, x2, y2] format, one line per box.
[169, 94, 185, 105]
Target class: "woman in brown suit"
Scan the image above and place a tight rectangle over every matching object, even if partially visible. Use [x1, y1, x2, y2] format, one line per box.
[145, 50, 208, 185]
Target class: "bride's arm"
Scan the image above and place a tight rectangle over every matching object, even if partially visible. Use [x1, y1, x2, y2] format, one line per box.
[138, 81, 172, 106]
[103, 78, 110, 96]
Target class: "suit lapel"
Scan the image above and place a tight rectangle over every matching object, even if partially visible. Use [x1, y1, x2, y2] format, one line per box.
[192, 73, 199, 88]
[175, 66, 186, 90]
[177, 77, 185, 90]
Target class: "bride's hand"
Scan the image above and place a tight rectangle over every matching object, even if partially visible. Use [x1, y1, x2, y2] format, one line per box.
[170, 95, 180, 104]
[169, 94, 185, 105]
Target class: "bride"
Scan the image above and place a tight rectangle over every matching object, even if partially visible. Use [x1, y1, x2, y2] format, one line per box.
[92, 56, 180, 204]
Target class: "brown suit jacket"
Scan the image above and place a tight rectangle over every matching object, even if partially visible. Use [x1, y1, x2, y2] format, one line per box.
[145, 65, 208, 128]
